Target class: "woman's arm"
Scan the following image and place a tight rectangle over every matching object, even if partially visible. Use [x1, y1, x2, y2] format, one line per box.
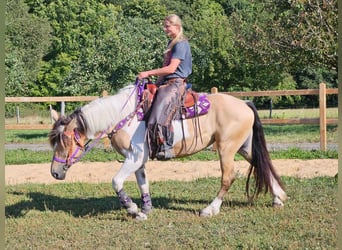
[138, 58, 181, 79]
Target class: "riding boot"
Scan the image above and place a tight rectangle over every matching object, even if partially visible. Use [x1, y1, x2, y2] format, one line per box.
[156, 125, 175, 160]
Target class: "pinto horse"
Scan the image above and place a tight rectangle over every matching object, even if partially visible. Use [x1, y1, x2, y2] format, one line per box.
[49, 82, 287, 220]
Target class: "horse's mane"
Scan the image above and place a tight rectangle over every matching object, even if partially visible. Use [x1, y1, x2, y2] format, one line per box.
[49, 84, 137, 145]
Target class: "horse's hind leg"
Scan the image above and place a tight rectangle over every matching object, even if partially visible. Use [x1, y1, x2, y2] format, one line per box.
[238, 134, 287, 207]
[200, 146, 236, 217]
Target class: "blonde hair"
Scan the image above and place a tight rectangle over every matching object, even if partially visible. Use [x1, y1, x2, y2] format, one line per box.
[164, 14, 187, 54]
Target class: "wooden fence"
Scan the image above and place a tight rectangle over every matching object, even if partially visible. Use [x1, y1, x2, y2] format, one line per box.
[5, 83, 338, 151]
[211, 83, 338, 151]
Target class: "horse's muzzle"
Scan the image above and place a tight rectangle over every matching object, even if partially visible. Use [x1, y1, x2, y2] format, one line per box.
[51, 165, 68, 180]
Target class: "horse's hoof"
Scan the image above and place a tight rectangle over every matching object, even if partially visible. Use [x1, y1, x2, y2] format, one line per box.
[135, 212, 148, 221]
[272, 196, 284, 208]
[127, 203, 139, 215]
[200, 204, 221, 217]
[141, 206, 153, 215]
[199, 210, 212, 217]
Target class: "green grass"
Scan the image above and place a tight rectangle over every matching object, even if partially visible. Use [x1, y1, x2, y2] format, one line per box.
[4, 122, 339, 165]
[5, 147, 338, 165]
[258, 107, 338, 119]
[5, 177, 337, 249]
[5, 129, 50, 143]
[263, 124, 337, 143]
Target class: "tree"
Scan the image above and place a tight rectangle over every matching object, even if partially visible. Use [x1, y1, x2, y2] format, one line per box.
[5, 0, 52, 96]
[31, 0, 122, 96]
[229, 0, 337, 79]
[182, 0, 237, 91]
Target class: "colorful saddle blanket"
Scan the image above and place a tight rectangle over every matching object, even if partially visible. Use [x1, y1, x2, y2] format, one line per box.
[136, 81, 210, 121]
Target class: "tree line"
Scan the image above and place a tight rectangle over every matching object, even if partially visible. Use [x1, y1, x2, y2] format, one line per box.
[5, 0, 337, 109]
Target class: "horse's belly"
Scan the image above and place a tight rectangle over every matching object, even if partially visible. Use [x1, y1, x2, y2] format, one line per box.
[172, 120, 190, 144]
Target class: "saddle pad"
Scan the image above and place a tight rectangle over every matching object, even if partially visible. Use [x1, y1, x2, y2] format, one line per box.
[136, 93, 210, 121]
[182, 93, 210, 119]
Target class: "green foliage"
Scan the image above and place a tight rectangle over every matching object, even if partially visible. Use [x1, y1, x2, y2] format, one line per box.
[5, 49, 28, 97]
[34, 0, 122, 96]
[184, 0, 237, 91]
[119, 0, 168, 24]
[228, 0, 337, 92]
[106, 17, 166, 90]
[5, 0, 52, 96]
[5, 0, 337, 101]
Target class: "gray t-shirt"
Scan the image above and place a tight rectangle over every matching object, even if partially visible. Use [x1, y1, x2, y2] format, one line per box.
[165, 40, 192, 79]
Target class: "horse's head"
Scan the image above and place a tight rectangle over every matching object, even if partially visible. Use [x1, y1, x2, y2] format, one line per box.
[49, 110, 87, 180]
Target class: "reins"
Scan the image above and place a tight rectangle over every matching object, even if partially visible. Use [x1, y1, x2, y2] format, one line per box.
[53, 78, 147, 167]
[108, 78, 147, 139]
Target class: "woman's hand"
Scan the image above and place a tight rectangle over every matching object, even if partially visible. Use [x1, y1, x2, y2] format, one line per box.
[138, 71, 150, 79]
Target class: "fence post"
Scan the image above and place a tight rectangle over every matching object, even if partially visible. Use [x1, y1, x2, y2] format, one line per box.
[61, 101, 65, 116]
[319, 83, 327, 151]
[101, 90, 111, 150]
[16, 106, 20, 124]
[269, 99, 273, 118]
[211, 87, 218, 151]
[49, 105, 54, 123]
[211, 87, 218, 95]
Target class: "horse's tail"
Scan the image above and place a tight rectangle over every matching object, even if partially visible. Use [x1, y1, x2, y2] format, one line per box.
[245, 101, 285, 200]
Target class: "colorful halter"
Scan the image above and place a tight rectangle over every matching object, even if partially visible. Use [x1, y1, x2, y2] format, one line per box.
[52, 129, 106, 167]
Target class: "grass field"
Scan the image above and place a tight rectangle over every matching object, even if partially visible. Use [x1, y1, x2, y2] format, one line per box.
[5, 177, 337, 249]
[5, 108, 338, 248]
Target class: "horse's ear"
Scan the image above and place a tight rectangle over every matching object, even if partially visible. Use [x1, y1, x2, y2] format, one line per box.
[50, 106, 59, 122]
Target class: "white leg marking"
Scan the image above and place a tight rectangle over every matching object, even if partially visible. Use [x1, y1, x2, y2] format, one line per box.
[270, 175, 287, 207]
[200, 197, 223, 217]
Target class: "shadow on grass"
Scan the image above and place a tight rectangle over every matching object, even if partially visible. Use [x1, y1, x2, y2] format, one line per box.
[15, 132, 49, 140]
[6, 191, 118, 218]
[6, 191, 249, 219]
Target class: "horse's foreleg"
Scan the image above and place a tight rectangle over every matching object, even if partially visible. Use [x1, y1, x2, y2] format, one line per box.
[112, 161, 147, 220]
[200, 153, 236, 217]
[135, 165, 152, 214]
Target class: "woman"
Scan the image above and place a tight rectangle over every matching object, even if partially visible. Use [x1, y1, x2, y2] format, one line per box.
[138, 14, 192, 160]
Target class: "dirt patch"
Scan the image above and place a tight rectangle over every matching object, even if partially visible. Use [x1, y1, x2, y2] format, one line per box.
[5, 159, 338, 185]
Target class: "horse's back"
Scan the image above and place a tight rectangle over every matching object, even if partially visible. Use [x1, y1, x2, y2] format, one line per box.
[207, 93, 254, 123]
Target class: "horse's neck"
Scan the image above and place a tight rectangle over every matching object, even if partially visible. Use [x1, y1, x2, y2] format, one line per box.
[81, 86, 136, 138]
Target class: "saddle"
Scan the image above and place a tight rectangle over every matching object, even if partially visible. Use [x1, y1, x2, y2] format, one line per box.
[136, 83, 210, 121]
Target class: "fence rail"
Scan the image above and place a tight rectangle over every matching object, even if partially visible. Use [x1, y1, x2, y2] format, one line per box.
[5, 83, 338, 151]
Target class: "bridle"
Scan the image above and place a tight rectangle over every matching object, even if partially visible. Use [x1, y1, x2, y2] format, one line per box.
[52, 129, 106, 168]
[52, 78, 148, 169]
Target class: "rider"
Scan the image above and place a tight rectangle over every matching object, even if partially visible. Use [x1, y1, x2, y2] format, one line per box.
[138, 14, 192, 160]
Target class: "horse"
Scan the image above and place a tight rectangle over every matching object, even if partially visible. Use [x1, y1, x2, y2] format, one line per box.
[49, 81, 287, 220]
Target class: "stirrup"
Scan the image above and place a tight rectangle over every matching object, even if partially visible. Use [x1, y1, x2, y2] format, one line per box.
[156, 149, 175, 160]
